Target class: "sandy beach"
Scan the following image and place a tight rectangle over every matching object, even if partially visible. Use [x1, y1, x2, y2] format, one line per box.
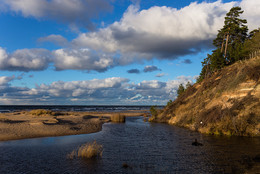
[0, 110, 147, 141]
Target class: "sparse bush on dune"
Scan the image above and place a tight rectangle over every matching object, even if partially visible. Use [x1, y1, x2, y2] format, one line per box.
[111, 113, 125, 123]
[30, 109, 54, 116]
[203, 111, 259, 136]
[149, 106, 165, 122]
[143, 113, 149, 117]
[68, 141, 103, 160]
[148, 106, 158, 122]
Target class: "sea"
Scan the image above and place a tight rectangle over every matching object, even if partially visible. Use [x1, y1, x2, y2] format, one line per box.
[0, 105, 164, 113]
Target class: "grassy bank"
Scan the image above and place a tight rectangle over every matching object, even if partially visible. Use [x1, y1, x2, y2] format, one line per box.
[151, 57, 260, 136]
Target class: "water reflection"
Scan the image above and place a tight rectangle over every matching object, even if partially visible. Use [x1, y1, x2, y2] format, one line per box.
[0, 117, 259, 173]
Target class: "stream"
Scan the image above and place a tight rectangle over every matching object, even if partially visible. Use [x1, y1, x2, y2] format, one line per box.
[0, 117, 260, 173]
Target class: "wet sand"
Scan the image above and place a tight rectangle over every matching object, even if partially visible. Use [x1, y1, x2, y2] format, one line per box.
[0, 110, 147, 141]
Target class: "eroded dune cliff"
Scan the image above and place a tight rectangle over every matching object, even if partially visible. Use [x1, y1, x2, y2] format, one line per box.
[152, 56, 260, 136]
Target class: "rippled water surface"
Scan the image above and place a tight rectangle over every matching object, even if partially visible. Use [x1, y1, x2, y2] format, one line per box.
[0, 105, 158, 113]
[1, 117, 260, 173]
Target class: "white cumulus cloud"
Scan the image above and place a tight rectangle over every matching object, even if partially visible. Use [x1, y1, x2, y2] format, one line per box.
[240, 0, 260, 30]
[1, 0, 113, 30]
[53, 48, 114, 72]
[0, 76, 196, 105]
[0, 47, 51, 71]
[0, 75, 15, 86]
[1, 0, 260, 72]
[72, 1, 236, 62]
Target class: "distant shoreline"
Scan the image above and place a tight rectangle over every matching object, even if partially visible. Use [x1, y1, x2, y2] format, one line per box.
[0, 110, 148, 141]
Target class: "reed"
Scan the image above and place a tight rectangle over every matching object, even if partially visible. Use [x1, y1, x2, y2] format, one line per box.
[67, 141, 103, 159]
[111, 113, 125, 123]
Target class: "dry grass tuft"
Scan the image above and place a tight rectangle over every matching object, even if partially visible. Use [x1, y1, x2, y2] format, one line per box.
[67, 141, 103, 160]
[111, 113, 125, 123]
[30, 109, 54, 116]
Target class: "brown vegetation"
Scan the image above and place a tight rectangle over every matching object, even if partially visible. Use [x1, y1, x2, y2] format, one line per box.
[29, 109, 54, 116]
[68, 141, 103, 159]
[153, 56, 260, 136]
[110, 113, 126, 123]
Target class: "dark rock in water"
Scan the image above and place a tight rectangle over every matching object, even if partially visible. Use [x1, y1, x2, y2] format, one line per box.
[122, 163, 130, 169]
[192, 139, 203, 146]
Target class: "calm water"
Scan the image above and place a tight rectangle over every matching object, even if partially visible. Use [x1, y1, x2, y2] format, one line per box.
[0, 117, 260, 173]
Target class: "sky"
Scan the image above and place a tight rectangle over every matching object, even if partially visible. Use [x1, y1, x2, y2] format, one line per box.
[0, 0, 260, 105]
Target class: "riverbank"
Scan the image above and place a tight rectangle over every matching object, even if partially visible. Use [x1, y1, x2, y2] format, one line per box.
[1, 116, 259, 173]
[0, 110, 147, 141]
[151, 56, 260, 136]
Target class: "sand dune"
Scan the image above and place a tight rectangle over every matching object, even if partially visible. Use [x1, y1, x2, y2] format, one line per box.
[0, 110, 147, 141]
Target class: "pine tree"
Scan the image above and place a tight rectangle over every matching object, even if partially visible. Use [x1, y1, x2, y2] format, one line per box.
[210, 49, 226, 70]
[198, 7, 249, 82]
[186, 81, 192, 89]
[248, 28, 260, 39]
[213, 7, 248, 64]
[177, 84, 185, 96]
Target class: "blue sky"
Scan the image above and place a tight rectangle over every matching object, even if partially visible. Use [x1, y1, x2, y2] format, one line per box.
[0, 0, 259, 105]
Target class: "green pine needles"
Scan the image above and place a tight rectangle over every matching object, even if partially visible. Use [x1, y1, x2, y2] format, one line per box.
[198, 6, 260, 82]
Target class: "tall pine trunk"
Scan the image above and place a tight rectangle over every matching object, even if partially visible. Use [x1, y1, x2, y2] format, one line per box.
[224, 34, 229, 59]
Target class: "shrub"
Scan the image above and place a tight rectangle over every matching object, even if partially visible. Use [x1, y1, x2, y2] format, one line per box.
[166, 100, 173, 107]
[148, 116, 155, 122]
[111, 113, 125, 123]
[149, 106, 166, 122]
[150, 106, 158, 117]
[186, 81, 192, 89]
[177, 84, 185, 96]
[143, 113, 149, 117]
[68, 141, 103, 159]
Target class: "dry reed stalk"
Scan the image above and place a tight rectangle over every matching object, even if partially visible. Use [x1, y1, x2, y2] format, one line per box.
[67, 140, 103, 159]
[111, 113, 125, 123]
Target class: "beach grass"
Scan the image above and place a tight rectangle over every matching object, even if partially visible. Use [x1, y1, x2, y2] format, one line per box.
[111, 113, 125, 123]
[30, 109, 54, 116]
[68, 141, 103, 159]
